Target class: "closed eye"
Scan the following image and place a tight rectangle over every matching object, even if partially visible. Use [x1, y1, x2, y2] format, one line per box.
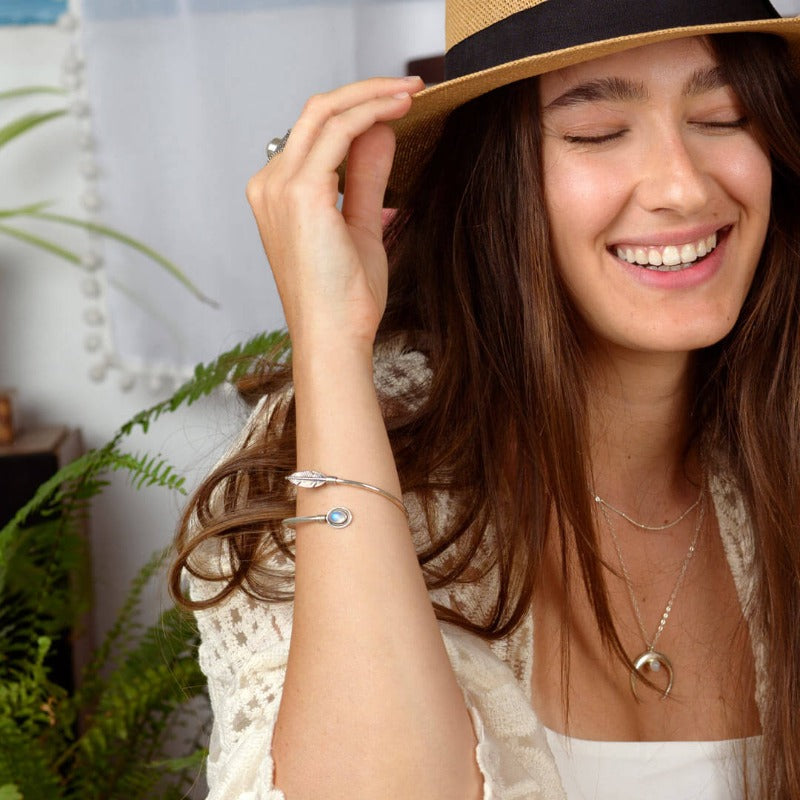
[563, 130, 627, 145]
[694, 116, 749, 131]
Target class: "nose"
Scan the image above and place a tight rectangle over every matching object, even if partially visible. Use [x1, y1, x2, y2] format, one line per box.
[634, 128, 710, 216]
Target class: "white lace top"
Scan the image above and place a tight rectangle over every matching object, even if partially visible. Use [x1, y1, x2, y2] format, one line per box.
[189, 347, 767, 800]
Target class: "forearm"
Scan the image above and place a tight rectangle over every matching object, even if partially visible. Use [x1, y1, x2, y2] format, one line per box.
[273, 343, 481, 799]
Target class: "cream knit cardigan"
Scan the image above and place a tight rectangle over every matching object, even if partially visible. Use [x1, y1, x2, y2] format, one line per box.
[190, 342, 765, 800]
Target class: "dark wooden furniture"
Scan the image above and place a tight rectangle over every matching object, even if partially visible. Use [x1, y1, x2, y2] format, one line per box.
[0, 426, 83, 526]
[0, 426, 89, 690]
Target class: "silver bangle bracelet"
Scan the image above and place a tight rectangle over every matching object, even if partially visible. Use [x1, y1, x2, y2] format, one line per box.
[282, 506, 353, 530]
[285, 470, 407, 516]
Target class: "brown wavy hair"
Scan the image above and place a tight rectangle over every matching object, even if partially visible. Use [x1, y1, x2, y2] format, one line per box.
[171, 33, 800, 798]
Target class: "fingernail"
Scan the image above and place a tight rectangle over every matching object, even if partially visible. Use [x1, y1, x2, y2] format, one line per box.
[404, 75, 422, 82]
[393, 92, 411, 100]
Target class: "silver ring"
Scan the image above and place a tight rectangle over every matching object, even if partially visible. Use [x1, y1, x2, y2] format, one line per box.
[265, 129, 291, 162]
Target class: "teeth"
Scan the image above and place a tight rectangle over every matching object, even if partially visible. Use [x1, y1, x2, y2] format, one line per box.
[662, 246, 681, 267]
[648, 248, 662, 267]
[614, 232, 719, 270]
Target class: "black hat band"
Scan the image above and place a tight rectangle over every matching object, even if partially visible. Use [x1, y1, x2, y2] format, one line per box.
[445, 0, 781, 81]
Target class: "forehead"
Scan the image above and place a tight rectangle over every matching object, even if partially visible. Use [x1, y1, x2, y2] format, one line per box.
[539, 37, 719, 106]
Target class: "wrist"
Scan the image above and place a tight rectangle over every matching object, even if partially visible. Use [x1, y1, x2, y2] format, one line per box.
[291, 335, 375, 383]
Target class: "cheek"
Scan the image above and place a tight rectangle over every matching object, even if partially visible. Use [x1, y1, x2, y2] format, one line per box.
[543, 154, 631, 260]
[710, 140, 772, 222]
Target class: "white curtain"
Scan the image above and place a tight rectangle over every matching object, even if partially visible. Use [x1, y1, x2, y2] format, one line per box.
[79, 0, 445, 371]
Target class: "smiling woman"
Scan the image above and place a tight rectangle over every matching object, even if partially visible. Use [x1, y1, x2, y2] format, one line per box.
[171, 2, 800, 799]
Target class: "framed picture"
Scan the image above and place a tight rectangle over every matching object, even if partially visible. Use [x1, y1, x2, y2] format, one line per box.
[0, 0, 68, 25]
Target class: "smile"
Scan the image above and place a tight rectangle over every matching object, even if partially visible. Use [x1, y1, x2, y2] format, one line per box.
[612, 229, 727, 272]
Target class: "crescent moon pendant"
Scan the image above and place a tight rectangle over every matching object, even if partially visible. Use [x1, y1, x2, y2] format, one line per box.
[630, 650, 674, 701]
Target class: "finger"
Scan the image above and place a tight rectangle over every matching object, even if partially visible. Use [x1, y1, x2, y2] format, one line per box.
[279, 76, 423, 167]
[296, 93, 412, 190]
[341, 123, 396, 241]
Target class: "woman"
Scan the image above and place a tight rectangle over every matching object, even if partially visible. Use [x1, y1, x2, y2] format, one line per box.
[172, 1, 800, 798]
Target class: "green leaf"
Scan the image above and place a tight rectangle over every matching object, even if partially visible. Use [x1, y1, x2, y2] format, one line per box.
[148, 748, 207, 773]
[0, 86, 65, 101]
[0, 208, 218, 307]
[0, 784, 22, 800]
[118, 329, 290, 438]
[0, 450, 105, 574]
[0, 110, 66, 151]
[0, 222, 81, 264]
[0, 202, 53, 219]
[30, 211, 219, 307]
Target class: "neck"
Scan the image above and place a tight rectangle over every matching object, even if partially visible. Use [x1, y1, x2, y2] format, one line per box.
[585, 345, 702, 522]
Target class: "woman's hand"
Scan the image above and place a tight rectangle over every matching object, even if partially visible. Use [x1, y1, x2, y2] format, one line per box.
[246, 76, 424, 355]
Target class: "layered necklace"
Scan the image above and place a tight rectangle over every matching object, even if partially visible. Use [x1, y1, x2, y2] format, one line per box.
[593, 486, 705, 701]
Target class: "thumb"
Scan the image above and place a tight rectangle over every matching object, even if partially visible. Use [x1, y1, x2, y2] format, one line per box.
[341, 122, 397, 239]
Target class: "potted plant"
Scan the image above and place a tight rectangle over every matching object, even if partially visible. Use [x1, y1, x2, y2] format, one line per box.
[0, 330, 289, 798]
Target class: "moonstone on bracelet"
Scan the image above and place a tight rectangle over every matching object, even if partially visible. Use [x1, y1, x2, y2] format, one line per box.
[282, 506, 353, 530]
[286, 470, 407, 516]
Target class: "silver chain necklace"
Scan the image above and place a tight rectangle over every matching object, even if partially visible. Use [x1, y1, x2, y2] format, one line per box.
[593, 488, 703, 531]
[596, 491, 705, 701]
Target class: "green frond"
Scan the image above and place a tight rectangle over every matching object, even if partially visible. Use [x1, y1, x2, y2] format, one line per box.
[119, 329, 290, 438]
[0, 450, 110, 578]
[149, 748, 207, 774]
[0, 445, 185, 585]
[0, 110, 66, 151]
[0, 201, 53, 219]
[0, 86, 65, 101]
[108, 451, 187, 493]
[0, 715, 62, 797]
[27, 211, 218, 307]
[0, 204, 216, 307]
[73, 547, 172, 711]
[0, 636, 74, 778]
[0, 515, 91, 667]
[0, 221, 81, 264]
[67, 605, 205, 798]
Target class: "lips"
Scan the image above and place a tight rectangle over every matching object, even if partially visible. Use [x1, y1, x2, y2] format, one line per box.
[610, 227, 730, 272]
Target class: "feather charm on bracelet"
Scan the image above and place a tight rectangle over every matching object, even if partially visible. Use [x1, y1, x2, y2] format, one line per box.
[286, 470, 330, 489]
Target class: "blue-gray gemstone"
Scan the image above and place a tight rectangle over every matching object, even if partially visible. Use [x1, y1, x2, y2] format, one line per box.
[327, 507, 352, 528]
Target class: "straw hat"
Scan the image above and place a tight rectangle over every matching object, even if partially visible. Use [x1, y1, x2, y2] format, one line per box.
[383, 0, 800, 201]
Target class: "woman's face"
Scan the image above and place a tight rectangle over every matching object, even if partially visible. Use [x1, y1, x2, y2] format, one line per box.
[540, 37, 772, 357]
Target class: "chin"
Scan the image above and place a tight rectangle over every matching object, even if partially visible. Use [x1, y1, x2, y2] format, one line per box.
[632, 319, 741, 354]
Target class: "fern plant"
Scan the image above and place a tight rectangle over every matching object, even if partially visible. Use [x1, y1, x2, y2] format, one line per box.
[0, 329, 289, 799]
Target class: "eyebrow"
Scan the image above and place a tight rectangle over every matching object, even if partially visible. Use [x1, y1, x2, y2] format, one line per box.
[683, 65, 727, 96]
[543, 65, 729, 110]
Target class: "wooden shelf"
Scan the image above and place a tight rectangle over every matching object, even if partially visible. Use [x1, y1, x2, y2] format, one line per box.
[0, 426, 82, 527]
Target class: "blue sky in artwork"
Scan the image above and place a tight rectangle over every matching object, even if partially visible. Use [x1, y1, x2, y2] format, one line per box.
[0, 0, 68, 24]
